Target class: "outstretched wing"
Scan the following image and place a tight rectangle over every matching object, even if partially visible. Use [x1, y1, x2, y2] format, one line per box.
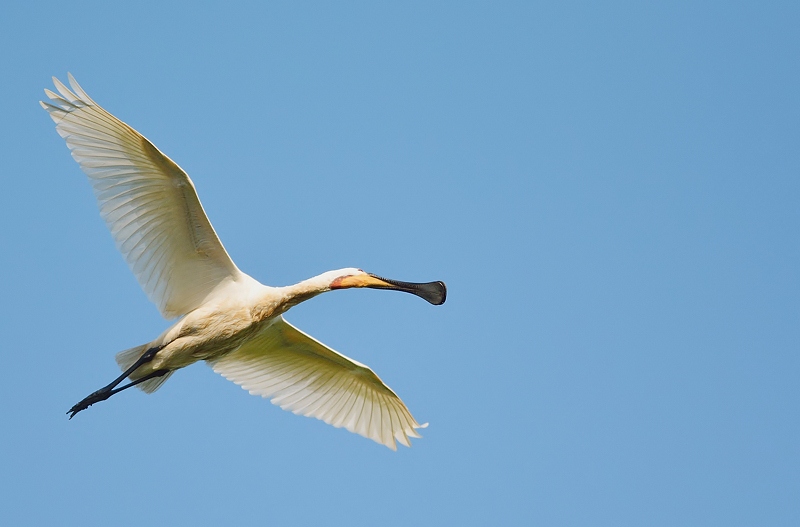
[210, 317, 428, 450]
[41, 74, 242, 318]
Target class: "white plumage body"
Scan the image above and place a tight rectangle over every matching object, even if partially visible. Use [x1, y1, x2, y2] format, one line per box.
[42, 74, 445, 450]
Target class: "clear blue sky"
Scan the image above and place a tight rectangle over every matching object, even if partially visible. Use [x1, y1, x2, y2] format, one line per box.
[2, 1, 798, 525]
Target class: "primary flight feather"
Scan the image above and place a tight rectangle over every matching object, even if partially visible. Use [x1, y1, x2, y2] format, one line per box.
[42, 74, 446, 450]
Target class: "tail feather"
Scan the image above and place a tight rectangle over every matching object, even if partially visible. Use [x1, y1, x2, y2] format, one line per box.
[135, 372, 174, 394]
[114, 344, 174, 394]
[115, 344, 147, 371]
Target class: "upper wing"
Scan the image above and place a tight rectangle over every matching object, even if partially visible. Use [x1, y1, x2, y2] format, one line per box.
[210, 317, 428, 450]
[41, 74, 242, 318]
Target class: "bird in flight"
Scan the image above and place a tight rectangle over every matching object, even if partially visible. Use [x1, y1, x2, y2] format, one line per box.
[41, 74, 446, 450]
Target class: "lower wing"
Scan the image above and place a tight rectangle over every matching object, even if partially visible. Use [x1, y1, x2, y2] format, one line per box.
[209, 317, 427, 450]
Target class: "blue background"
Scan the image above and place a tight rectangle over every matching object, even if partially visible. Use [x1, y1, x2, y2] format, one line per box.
[2, 1, 798, 525]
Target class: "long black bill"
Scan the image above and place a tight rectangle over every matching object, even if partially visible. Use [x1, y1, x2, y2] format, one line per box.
[367, 274, 447, 305]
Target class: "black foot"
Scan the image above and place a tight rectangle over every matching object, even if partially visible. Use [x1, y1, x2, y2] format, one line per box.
[67, 388, 113, 419]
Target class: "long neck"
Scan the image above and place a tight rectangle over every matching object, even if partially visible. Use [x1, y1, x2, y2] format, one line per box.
[281, 274, 331, 309]
[252, 273, 333, 322]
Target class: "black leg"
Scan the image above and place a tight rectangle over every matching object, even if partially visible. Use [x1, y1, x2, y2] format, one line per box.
[67, 345, 164, 419]
[109, 369, 169, 393]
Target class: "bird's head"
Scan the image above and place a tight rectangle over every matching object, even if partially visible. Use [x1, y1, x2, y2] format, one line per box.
[328, 268, 447, 305]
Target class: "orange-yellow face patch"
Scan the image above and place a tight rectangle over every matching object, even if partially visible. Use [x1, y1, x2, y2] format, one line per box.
[330, 274, 392, 290]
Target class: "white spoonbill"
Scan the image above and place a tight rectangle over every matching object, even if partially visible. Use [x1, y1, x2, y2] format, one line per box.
[41, 74, 446, 450]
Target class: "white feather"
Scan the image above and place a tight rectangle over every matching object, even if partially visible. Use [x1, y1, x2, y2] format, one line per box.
[210, 317, 427, 450]
[41, 75, 241, 319]
[45, 75, 441, 450]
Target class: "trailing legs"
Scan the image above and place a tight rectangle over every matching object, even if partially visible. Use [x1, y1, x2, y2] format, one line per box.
[67, 345, 168, 419]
